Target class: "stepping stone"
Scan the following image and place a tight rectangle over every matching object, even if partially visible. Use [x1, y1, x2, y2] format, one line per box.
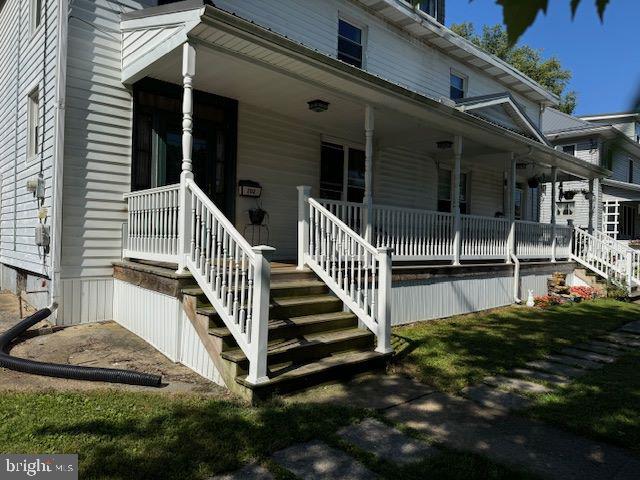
[461, 384, 531, 411]
[211, 463, 273, 480]
[337, 418, 437, 464]
[572, 342, 624, 357]
[272, 441, 375, 480]
[525, 360, 586, 378]
[620, 321, 640, 335]
[545, 354, 603, 370]
[482, 375, 551, 394]
[602, 333, 640, 348]
[509, 368, 569, 387]
[558, 348, 617, 364]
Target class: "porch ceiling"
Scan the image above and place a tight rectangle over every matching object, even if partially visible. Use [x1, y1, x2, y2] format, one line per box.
[120, 2, 610, 180]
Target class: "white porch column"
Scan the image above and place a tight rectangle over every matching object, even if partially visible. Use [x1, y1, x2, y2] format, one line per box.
[550, 166, 558, 262]
[363, 105, 374, 243]
[452, 135, 462, 265]
[588, 178, 595, 234]
[176, 42, 196, 273]
[507, 153, 516, 263]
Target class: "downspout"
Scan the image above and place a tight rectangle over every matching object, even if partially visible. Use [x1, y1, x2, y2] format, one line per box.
[49, 0, 69, 323]
[511, 252, 521, 303]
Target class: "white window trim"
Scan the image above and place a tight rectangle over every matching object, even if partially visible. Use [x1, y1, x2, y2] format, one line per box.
[560, 143, 577, 156]
[449, 69, 468, 100]
[26, 85, 41, 165]
[320, 139, 366, 202]
[30, 0, 44, 37]
[438, 166, 471, 212]
[337, 14, 367, 69]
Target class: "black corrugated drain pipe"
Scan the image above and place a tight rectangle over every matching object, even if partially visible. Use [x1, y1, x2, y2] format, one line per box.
[0, 303, 162, 387]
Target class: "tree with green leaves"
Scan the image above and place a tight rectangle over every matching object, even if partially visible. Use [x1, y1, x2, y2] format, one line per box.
[451, 22, 577, 113]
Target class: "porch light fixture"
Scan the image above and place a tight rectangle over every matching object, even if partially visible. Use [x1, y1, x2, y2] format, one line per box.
[308, 99, 330, 113]
[436, 140, 453, 149]
[527, 176, 540, 189]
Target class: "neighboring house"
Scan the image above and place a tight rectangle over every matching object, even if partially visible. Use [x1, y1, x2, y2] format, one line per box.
[0, 0, 613, 397]
[541, 108, 640, 243]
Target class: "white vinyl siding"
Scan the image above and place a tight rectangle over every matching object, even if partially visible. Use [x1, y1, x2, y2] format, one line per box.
[212, 0, 543, 124]
[0, 0, 58, 276]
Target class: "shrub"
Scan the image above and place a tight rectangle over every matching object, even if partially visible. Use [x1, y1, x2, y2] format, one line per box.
[569, 286, 603, 300]
[534, 294, 561, 308]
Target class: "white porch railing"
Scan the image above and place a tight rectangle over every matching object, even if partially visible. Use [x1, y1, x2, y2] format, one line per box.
[320, 198, 571, 263]
[184, 179, 272, 384]
[304, 191, 392, 353]
[123, 184, 181, 263]
[461, 214, 509, 260]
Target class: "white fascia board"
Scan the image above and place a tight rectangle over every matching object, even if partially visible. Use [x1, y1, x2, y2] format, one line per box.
[358, 0, 559, 106]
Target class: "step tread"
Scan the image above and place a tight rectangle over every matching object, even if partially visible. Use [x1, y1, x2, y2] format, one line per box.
[208, 311, 357, 338]
[182, 280, 327, 298]
[236, 350, 389, 387]
[221, 327, 372, 363]
[196, 293, 341, 316]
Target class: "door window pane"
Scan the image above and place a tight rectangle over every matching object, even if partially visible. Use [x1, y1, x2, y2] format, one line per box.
[320, 142, 344, 200]
[347, 148, 365, 202]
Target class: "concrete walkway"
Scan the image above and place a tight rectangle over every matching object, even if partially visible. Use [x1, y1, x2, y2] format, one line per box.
[213, 320, 640, 480]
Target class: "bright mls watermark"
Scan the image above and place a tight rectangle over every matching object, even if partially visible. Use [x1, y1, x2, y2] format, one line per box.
[1, 455, 77, 479]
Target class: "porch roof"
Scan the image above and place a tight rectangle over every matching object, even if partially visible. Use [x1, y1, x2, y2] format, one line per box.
[602, 179, 640, 202]
[120, 1, 610, 181]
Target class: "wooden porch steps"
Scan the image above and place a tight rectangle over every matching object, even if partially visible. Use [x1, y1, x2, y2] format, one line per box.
[181, 263, 390, 401]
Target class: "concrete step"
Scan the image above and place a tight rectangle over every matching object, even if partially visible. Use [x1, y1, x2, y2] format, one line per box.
[221, 327, 375, 367]
[208, 311, 358, 343]
[235, 349, 390, 395]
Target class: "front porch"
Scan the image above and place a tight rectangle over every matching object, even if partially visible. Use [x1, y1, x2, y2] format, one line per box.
[115, 2, 608, 394]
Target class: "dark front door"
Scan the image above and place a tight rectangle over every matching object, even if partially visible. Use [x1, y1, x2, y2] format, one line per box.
[132, 78, 237, 218]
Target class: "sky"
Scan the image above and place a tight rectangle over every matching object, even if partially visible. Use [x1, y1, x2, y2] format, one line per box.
[445, 0, 640, 116]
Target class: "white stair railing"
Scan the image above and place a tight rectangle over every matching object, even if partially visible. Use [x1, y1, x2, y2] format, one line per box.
[184, 178, 272, 385]
[300, 187, 392, 354]
[572, 226, 637, 291]
[123, 184, 181, 263]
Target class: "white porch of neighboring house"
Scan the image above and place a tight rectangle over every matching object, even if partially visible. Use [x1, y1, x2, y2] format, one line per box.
[602, 179, 640, 243]
[113, 3, 609, 394]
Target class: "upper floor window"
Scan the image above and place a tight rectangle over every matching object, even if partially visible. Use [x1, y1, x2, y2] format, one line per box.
[561, 144, 576, 156]
[27, 87, 40, 162]
[417, 0, 438, 18]
[338, 19, 363, 68]
[450, 71, 466, 100]
[635, 123, 640, 143]
[30, 0, 42, 33]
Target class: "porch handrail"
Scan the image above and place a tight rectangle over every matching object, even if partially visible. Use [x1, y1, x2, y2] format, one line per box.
[301, 189, 392, 354]
[123, 183, 181, 263]
[184, 178, 272, 385]
[572, 226, 631, 289]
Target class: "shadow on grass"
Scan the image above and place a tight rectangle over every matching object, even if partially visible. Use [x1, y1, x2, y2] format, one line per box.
[0, 392, 366, 480]
[391, 299, 639, 392]
[526, 350, 640, 455]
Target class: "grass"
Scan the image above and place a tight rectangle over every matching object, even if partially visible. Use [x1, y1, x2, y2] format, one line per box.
[391, 298, 640, 392]
[526, 350, 640, 455]
[0, 390, 536, 480]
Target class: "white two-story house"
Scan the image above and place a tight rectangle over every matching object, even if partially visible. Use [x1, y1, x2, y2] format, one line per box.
[0, 0, 613, 397]
[541, 109, 640, 243]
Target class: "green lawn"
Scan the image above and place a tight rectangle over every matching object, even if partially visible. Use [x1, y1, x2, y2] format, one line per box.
[0, 391, 535, 480]
[526, 350, 640, 455]
[391, 299, 640, 392]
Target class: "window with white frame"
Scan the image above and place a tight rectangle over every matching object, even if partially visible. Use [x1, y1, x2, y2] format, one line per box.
[31, 0, 42, 33]
[561, 144, 576, 156]
[320, 142, 365, 202]
[437, 168, 468, 213]
[27, 87, 40, 162]
[337, 19, 363, 68]
[449, 71, 466, 100]
[417, 0, 438, 18]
